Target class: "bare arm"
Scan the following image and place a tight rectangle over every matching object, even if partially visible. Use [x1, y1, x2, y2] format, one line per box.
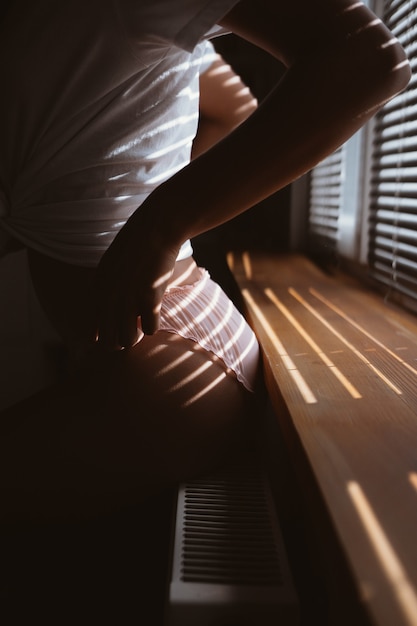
[192, 53, 258, 158]
[94, 0, 411, 348]
[158, 0, 411, 241]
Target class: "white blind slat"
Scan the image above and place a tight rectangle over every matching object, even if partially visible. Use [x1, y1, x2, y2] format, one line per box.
[368, 0, 417, 303]
[308, 146, 344, 251]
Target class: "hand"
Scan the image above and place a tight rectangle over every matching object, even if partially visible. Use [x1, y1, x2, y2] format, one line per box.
[91, 202, 181, 351]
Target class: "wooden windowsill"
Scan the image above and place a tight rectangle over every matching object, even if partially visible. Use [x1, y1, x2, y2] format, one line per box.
[227, 251, 417, 626]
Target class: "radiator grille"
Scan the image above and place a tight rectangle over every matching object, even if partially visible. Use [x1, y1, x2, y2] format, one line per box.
[181, 467, 282, 585]
[165, 462, 299, 626]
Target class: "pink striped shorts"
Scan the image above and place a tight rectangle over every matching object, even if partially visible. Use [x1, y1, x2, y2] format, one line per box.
[145, 268, 260, 393]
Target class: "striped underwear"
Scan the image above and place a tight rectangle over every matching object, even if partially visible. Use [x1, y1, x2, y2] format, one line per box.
[138, 268, 260, 393]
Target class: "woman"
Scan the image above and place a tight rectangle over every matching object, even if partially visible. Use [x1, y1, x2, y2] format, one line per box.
[0, 0, 411, 523]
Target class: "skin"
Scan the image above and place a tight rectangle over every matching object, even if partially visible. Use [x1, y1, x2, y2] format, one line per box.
[0, 0, 411, 523]
[92, 0, 411, 348]
[0, 48, 260, 524]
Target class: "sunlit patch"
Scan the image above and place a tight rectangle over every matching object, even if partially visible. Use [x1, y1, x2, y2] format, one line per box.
[205, 63, 232, 78]
[409, 473, 417, 493]
[289, 288, 402, 395]
[178, 85, 199, 101]
[146, 160, 189, 185]
[242, 251, 252, 280]
[226, 251, 235, 272]
[392, 59, 412, 71]
[347, 481, 417, 625]
[168, 263, 199, 288]
[228, 330, 258, 372]
[265, 289, 362, 399]
[223, 75, 241, 88]
[242, 288, 317, 404]
[146, 135, 195, 159]
[221, 316, 249, 354]
[235, 100, 258, 116]
[236, 86, 252, 98]
[150, 56, 207, 88]
[380, 37, 400, 49]
[155, 268, 259, 395]
[133, 328, 144, 345]
[146, 343, 169, 357]
[204, 297, 234, 342]
[352, 17, 382, 36]
[166, 285, 221, 332]
[151, 113, 198, 137]
[156, 350, 195, 377]
[108, 172, 130, 181]
[153, 270, 174, 289]
[107, 115, 194, 160]
[182, 372, 228, 407]
[168, 361, 213, 393]
[310, 288, 417, 379]
[344, 1, 364, 11]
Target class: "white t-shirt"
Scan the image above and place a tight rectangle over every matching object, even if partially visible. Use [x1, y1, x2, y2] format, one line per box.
[0, 0, 239, 266]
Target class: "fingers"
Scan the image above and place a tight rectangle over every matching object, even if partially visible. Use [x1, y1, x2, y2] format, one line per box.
[93, 290, 161, 351]
[140, 302, 161, 337]
[118, 310, 143, 350]
[95, 305, 141, 351]
[90, 237, 177, 350]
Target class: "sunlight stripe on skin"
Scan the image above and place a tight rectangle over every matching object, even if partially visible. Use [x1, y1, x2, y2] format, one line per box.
[345, 1, 365, 11]
[289, 288, 402, 395]
[152, 270, 173, 289]
[393, 60, 413, 71]
[353, 18, 383, 35]
[182, 372, 228, 407]
[242, 288, 317, 404]
[147, 343, 170, 357]
[381, 38, 401, 49]
[265, 288, 362, 399]
[168, 360, 213, 393]
[155, 350, 195, 377]
[347, 481, 417, 626]
[167, 263, 198, 287]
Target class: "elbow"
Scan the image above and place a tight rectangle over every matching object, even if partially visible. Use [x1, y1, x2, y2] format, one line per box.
[358, 36, 411, 117]
[325, 19, 412, 120]
[343, 12, 412, 110]
[377, 38, 411, 99]
[300, 3, 412, 114]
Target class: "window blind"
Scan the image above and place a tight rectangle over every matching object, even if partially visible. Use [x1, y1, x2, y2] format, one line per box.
[308, 146, 345, 256]
[368, 0, 417, 305]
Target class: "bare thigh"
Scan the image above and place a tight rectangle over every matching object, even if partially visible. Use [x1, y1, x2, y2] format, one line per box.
[68, 329, 258, 489]
[0, 251, 260, 522]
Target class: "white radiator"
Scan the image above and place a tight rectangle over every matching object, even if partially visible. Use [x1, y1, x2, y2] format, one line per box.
[165, 462, 299, 626]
